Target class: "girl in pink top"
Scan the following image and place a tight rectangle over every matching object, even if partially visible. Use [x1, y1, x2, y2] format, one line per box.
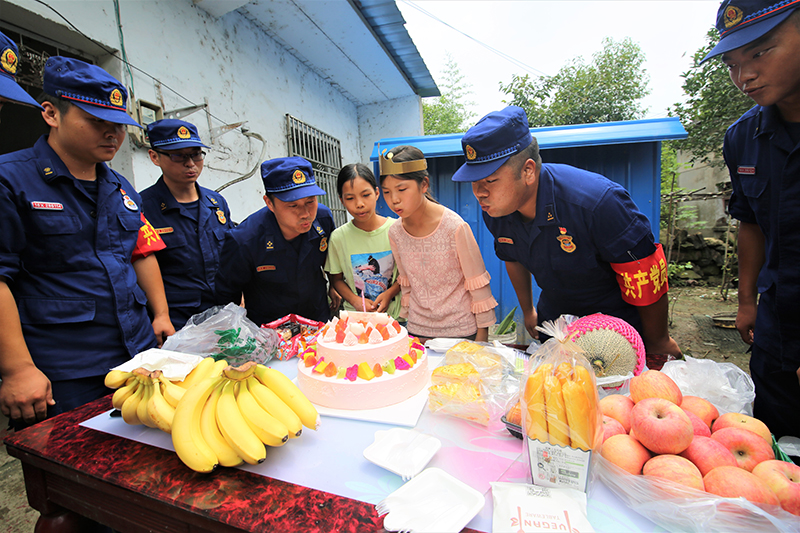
[380, 145, 498, 341]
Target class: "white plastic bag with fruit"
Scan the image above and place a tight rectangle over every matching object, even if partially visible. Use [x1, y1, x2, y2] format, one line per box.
[597, 367, 799, 532]
[520, 316, 604, 494]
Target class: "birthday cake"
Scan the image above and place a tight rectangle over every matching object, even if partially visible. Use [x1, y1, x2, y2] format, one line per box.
[296, 311, 429, 410]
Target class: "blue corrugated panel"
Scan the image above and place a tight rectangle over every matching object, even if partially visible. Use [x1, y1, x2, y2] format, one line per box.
[370, 118, 687, 338]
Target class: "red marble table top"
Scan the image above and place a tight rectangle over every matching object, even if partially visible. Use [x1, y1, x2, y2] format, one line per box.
[4, 395, 474, 532]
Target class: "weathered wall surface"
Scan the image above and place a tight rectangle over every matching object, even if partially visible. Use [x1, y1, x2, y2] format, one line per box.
[4, 0, 422, 222]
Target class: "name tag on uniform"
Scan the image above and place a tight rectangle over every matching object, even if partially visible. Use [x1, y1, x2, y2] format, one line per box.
[155, 227, 174, 234]
[498, 237, 514, 245]
[257, 265, 276, 272]
[737, 166, 756, 175]
[31, 201, 64, 211]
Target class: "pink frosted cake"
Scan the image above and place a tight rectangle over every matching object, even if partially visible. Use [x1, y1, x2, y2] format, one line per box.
[297, 311, 428, 410]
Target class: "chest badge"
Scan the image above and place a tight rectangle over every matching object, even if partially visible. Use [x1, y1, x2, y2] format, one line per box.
[122, 191, 138, 211]
[737, 166, 756, 175]
[319, 236, 328, 252]
[216, 209, 227, 224]
[498, 237, 513, 245]
[557, 227, 576, 253]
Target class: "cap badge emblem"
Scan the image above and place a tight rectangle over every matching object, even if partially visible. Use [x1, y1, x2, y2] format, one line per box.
[292, 169, 306, 184]
[557, 226, 576, 253]
[465, 145, 477, 161]
[109, 88, 123, 107]
[177, 126, 191, 139]
[1, 48, 18, 75]
[724, 5, 743, 28]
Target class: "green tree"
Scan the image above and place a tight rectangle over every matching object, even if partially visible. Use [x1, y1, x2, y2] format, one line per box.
[499, 37, 650, 127]
[671, 29, 753, 168]
[422, 55, 476, 134]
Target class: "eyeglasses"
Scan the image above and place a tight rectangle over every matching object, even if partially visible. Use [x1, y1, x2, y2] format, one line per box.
[154, 150, 206, 163]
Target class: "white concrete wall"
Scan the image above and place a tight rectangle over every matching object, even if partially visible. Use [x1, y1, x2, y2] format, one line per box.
[676, 150, 730, 237]
[5, 0, 422, 222]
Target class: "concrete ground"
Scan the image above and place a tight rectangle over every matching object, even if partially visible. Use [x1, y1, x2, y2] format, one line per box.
[1, 411, 40, 533]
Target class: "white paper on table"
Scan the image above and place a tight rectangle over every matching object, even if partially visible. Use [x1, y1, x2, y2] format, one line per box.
[111, 348, 205, 381]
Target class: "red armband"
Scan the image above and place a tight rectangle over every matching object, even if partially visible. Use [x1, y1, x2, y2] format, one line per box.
[609, 243, 668, 306]
[131, 213, 166, 262]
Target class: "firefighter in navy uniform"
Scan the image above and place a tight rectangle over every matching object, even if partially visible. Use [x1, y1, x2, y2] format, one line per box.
[701, 0, 800, 441]
[453, 106, 681, 366]
[0, 57, 172, 428]
[214, 157, 339, 325]
[140, 119, 234, 330]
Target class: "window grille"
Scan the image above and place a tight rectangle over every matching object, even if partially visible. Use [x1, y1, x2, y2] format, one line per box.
[286, 114, 346, 226]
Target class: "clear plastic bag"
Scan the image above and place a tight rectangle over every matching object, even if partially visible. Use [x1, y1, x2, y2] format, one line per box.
[520, 316, 604, 493]
[162, 303, 279, 366]
[660, 355, 756, 416]
[596, 455, 799, 533]
[427, 340, 521, 429]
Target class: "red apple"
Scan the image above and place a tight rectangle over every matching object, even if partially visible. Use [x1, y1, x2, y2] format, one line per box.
[599, 394, 634, 432]
[602, 415, 626, 442]
[711, 427, 774, 471]
[642, 454, 704, 492]
[680, 395, 719, 428]
[752, 460, 800, 516]
[704, 466, 780, 507]
[630, 397, 694, 455]
[630, 370, 682, 405]
[679, 436, 738, 477]
[683, 409, 712, 437]
[712, 412, 772, 444]
[601, 434, 652, 475]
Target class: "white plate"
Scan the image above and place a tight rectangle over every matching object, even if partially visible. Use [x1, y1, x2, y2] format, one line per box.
[363, 428, 441, 479]
[380, 467, 486, 533]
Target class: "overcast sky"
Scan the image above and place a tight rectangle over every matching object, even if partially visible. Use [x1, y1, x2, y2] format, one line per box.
[397, 0, 723, 124]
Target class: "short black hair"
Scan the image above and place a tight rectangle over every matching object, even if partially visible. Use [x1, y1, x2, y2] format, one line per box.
[506, 139, 542, 176]
[37, 92, 73, 116]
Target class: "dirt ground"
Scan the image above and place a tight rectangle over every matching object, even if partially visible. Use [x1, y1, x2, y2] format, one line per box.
[666, 284, 751, 374]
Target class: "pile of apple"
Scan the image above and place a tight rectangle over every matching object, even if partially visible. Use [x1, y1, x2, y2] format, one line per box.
[600, 369, 799, 516]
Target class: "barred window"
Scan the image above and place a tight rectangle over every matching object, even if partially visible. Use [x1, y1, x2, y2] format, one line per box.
[285, 114, 346, 226]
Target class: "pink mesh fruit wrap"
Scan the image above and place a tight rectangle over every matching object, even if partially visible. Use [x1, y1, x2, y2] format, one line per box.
[567, 313, 646, 378]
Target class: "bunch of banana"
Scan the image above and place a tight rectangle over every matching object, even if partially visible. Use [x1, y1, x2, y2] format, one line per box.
[522, 361, 599, 451]
[107, 357, 229, 433]
[171, 362, 320, 473]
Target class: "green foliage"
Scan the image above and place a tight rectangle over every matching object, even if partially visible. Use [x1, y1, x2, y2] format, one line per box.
[422, 55, 476, 134]
[660, 142, 702, 231]
[671, 29, 753, 168]
[668, 261, 694, 282]
[499, 37, 650, 127]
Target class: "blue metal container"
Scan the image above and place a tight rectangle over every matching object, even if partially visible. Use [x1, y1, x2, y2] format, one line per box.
[370, 117, 687, 339]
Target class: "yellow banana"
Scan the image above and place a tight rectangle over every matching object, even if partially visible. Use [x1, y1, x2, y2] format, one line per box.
[176, 357, 216, 389]
[222, 361, 257, 381]
[158, 376, 186, 408]
[562, 380, 592, 451]
[216, 380, 267, 465]
[210, 358, 229, 377]
[247, 376, 303, 438]
[523, 371, 549, 442]
[544, 374, 570, 447]
[121, 383, 144, 425]
[171, 375, 224, 473]
[104, 369, 132, 389]
[147, 373, 175, 434]
[112, 379, 140, 410]
[237, 378, 289, 447]
[137, 381, 158, 429]
[200, 381, 244, 468]
[254, 364, 320, 430]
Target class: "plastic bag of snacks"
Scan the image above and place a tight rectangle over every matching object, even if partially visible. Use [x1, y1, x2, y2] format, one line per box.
[162, 303, 279, 365]
[262, 314, 324, 360]
[428, 340, 520, 428]
[520, 316, 603, 493]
